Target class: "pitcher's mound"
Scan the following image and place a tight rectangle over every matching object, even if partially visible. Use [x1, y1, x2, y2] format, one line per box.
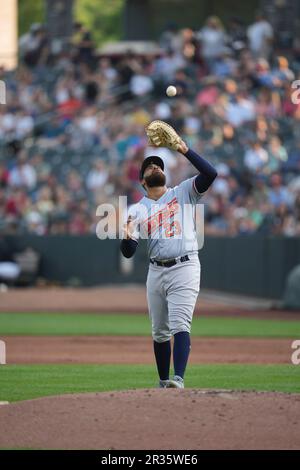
[0, 389, 300, 449]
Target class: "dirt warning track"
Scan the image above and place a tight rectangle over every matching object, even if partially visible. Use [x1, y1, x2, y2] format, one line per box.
[3, 335, 294, 364]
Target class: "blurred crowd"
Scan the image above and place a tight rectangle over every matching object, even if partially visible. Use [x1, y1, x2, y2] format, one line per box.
[0, 12, 300, 237]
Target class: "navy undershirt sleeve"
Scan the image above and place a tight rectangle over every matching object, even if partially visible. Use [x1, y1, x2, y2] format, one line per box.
[184, 148, 218, 193]
[120, 238, 138, 258]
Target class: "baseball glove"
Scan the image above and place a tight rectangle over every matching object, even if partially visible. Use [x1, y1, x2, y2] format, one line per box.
[146, 120, 182, 151]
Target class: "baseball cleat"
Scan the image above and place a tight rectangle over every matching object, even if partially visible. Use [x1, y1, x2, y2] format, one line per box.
[158, 379, 170, 388]
[166, 376, 184, 389]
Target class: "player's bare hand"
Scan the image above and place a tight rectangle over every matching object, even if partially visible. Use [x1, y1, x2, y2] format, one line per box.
[123, 215, 136, 240]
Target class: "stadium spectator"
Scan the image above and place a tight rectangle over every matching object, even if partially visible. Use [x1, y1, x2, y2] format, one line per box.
[247, 11, 273, 60]
[159, 22, 181, 54]
[266, 137, 288, 173]
[0, 14, 299, 238]
[244, 141, 269, 173]
[268, 174, 294, 208]
[87, 160, 109, 191]
[8, 153, 37, 190]
[19, 24, 49, 67]
[197, 16, 227, 69]
[0, 163, 9, 188]
[130, 68, 154, 97]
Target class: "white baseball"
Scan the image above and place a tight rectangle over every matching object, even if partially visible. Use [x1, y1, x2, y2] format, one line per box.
[166, 85, 177, 97]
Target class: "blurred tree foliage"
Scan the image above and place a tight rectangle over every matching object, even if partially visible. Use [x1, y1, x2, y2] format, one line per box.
[18, 0, 124, 46]
[18, 0, 45, 37]
[75, 0, 124, 46]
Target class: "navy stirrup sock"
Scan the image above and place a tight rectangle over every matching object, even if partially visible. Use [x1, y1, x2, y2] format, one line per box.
[173, 331, 191, 379]
[153, 340, 171, 381]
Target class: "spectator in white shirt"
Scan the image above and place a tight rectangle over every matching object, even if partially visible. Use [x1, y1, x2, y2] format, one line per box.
[247, 12, 273, 59]
[154, 50, 185, 83]
[225, 91, 256, 127]
[15, 110, 34, 139]
[130, 71, 153, 97]
[212, 163, 230, 197]
[87, 160, 109, 191]
[198, 16, 227, 69]
[9, 154, 37, 190]
[244, 141, 269, 173]
[78, 108, 98, 134]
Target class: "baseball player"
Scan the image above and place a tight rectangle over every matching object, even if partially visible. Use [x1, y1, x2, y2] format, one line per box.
[120, 121, 217, 388]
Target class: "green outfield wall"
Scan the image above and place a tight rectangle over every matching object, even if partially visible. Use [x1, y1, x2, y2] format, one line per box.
[4, 235, 300, 299]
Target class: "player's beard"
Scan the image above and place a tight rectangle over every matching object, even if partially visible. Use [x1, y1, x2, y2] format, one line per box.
[144, 172, 166, 188]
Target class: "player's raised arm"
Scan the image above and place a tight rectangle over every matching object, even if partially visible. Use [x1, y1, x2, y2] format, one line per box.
[177, 142, 218, 194]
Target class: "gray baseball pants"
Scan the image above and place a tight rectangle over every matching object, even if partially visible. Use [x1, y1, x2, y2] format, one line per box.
[146, 253, 201, 342]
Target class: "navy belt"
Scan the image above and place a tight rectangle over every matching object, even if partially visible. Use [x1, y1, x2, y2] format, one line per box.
[150, 255, 189, 268]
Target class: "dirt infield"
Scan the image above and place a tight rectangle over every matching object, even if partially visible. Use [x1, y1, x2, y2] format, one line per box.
[1, 287, 299, 451]
[1, 287, 299, 319]
[3, 335, 293, 364]
[0, 390, 299, 449]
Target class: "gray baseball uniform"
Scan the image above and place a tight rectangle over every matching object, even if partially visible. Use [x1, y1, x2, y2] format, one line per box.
[128, 176, 202, 342]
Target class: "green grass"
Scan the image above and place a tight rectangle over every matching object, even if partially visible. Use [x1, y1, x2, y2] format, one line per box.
[1, 312, 300, 337]
[0, 364, 299, 402]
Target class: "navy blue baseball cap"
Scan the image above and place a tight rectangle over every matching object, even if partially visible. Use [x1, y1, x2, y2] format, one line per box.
[140, 156, 164, 180]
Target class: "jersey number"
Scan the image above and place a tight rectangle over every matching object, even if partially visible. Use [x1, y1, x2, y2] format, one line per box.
[164, 220, 181, 238]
